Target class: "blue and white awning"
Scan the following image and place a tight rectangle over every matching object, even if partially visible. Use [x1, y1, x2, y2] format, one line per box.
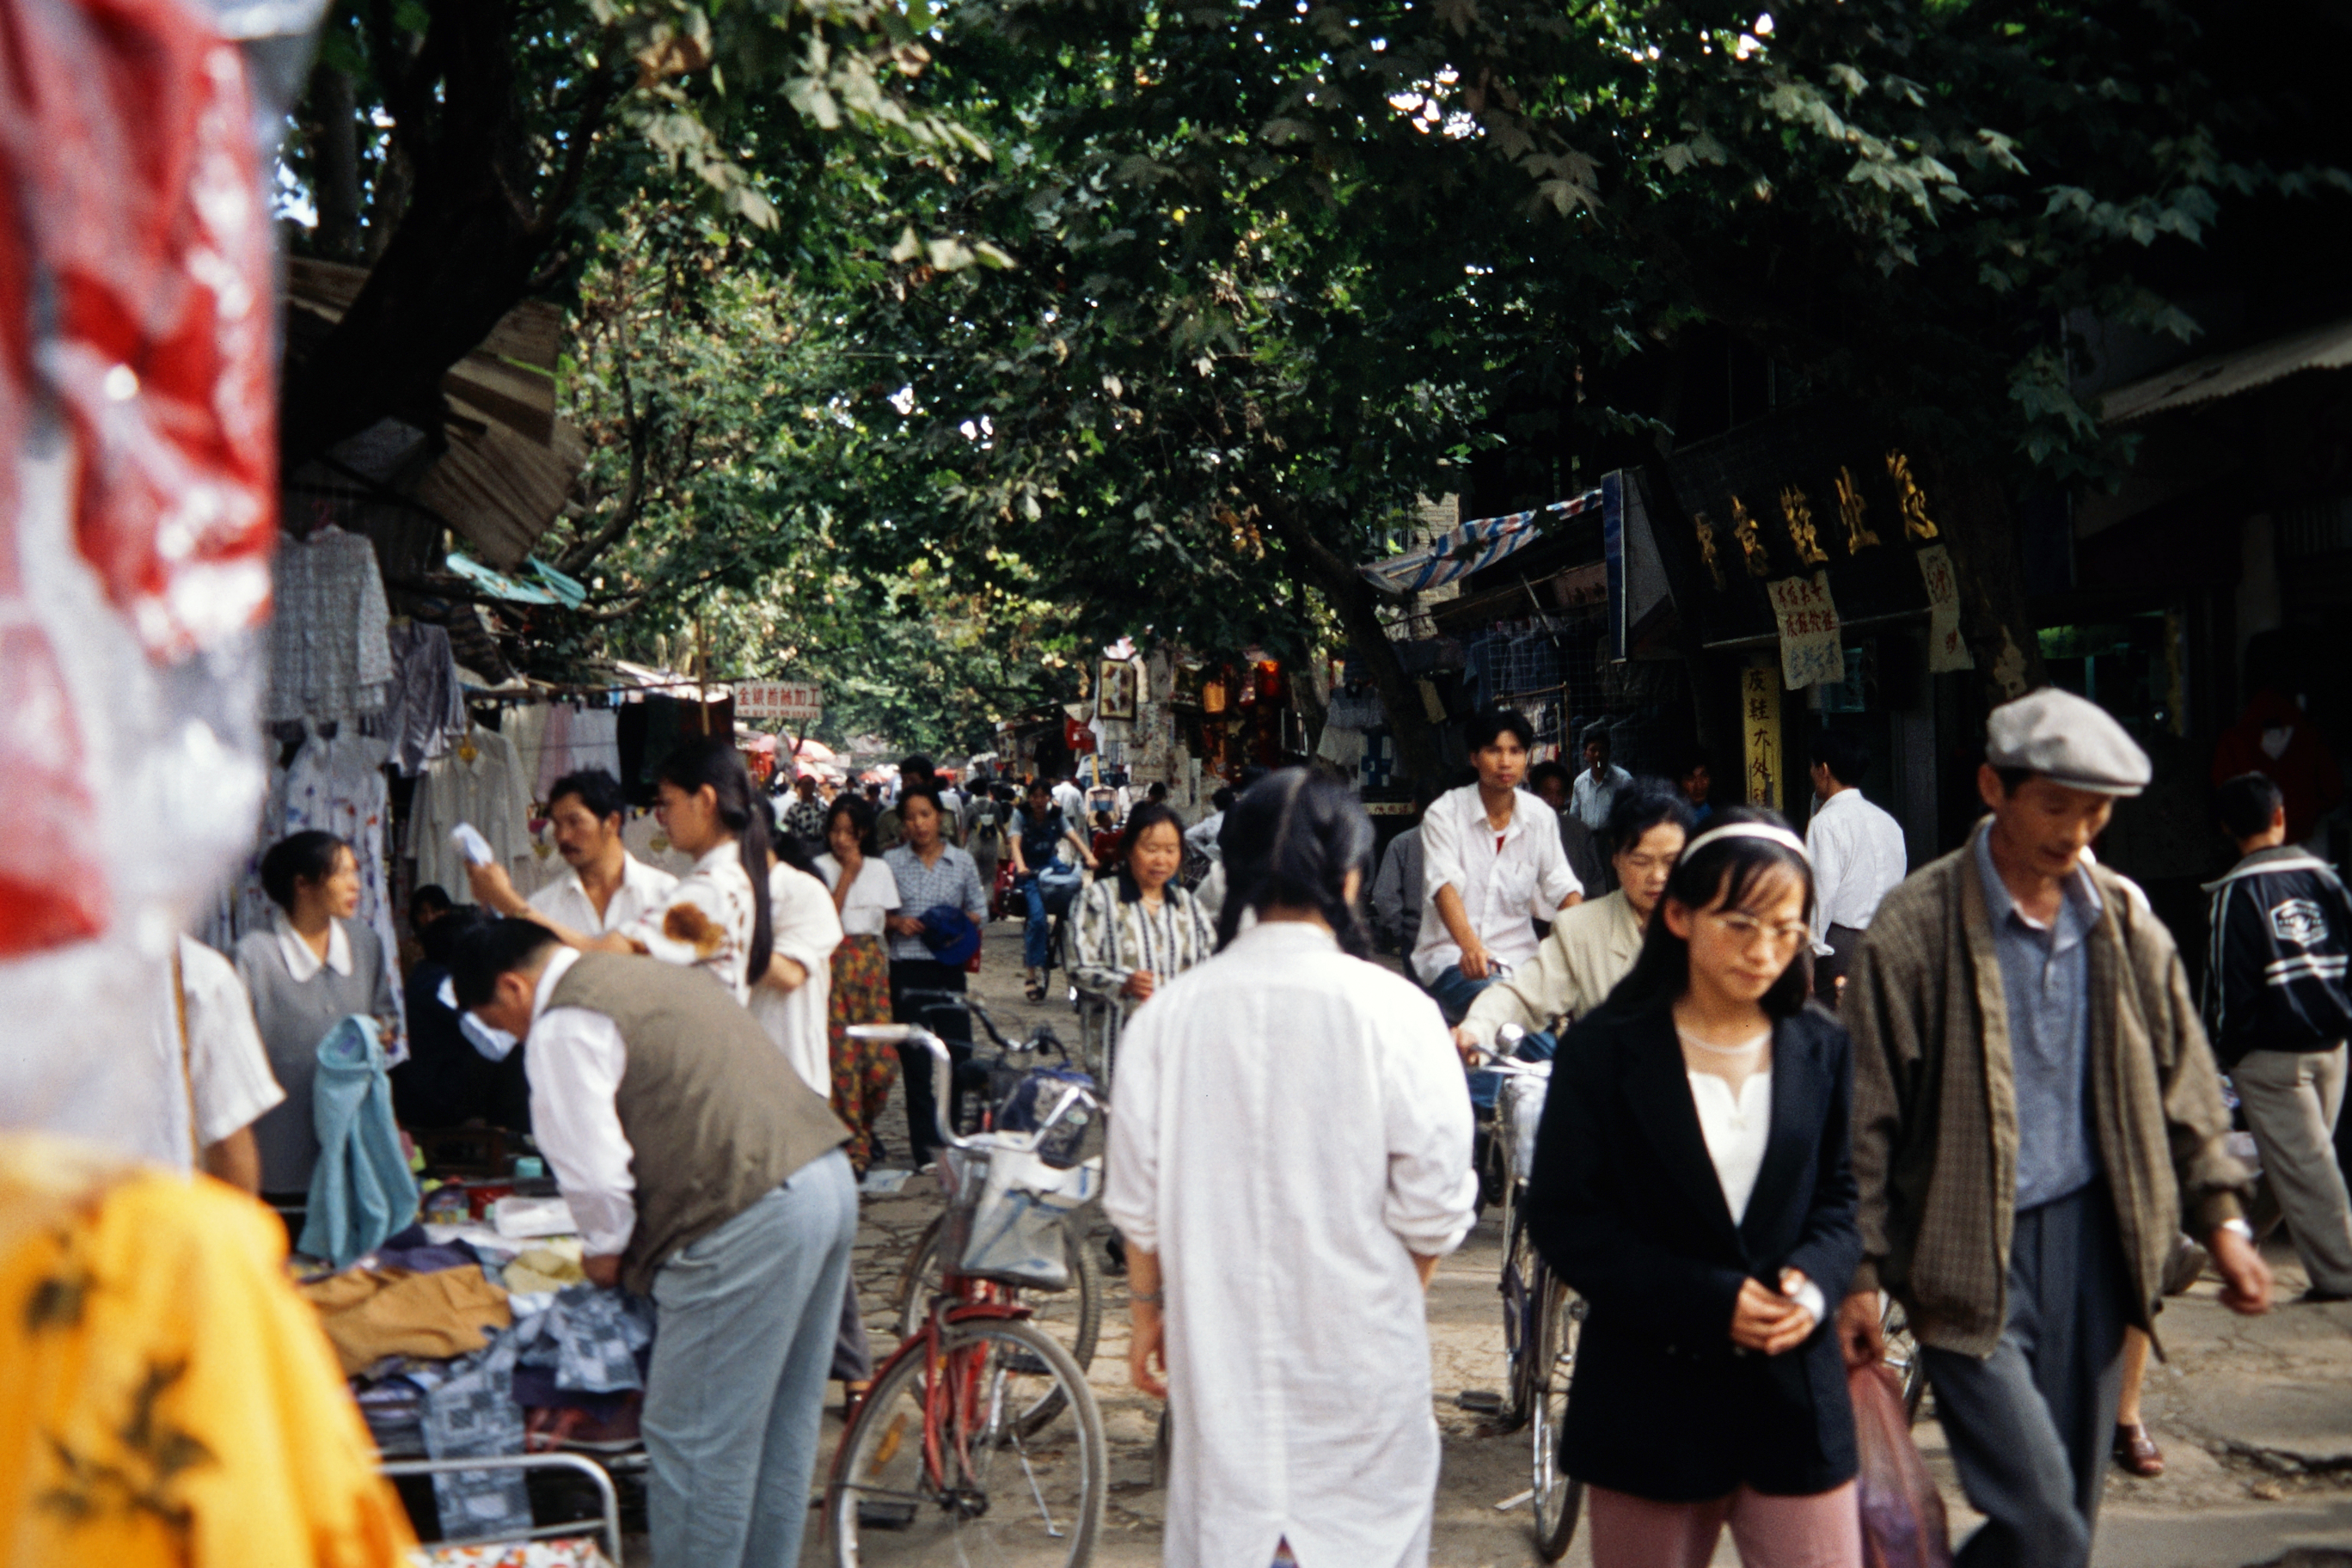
[1360, 488, 1605, 596]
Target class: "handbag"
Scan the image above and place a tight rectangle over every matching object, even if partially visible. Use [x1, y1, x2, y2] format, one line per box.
[1849, 1361, 1954, 1568]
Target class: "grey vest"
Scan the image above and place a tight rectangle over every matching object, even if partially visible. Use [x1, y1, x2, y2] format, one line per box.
[548, 952, 848, 1293]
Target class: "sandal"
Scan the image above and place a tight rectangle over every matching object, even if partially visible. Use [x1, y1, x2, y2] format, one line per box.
[2114, 1422, 2165, 1478]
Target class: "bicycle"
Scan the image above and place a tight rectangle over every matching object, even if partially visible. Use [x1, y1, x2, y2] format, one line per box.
[888, 990, 1106, 1400]
[825, 1020, 1109, 1566]
[1475, 1032, 1586, 1562]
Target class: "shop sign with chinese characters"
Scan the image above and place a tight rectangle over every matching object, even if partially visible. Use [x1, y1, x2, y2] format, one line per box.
[1741, 656, 1783, 812]
[1765, 573, 1845, 689]
[732, 680, 824, 721]
[1915, 543, 1975, 672]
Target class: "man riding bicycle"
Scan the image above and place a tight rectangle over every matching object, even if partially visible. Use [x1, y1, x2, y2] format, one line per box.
[1010, 777, 1096, 1000]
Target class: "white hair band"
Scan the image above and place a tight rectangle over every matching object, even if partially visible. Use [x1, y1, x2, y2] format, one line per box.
[1679, 822, 1810, 862]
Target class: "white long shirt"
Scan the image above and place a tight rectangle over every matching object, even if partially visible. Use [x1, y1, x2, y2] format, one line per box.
[751, 863, 842, 1096]
[526, 851, 679, 936]
[1805, 786, 1908, 942]
[519, 947, 637, 1257]
[1411, 784, 1583, 983]
[1103, 922, 1476, 1568]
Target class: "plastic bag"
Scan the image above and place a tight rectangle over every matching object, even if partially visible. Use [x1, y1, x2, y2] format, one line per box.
[1850, 1361, 1954, 1568]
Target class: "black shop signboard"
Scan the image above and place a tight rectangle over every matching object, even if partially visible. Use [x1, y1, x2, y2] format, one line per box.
[1656, 403, 1969, 679]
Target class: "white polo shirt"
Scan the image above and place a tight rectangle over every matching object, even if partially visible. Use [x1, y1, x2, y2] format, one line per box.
[528, 851, 680, 936]
[1412, 783, 1583, 983]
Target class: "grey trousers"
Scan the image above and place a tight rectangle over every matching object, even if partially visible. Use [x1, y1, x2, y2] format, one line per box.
[1920, 1185, 2130, 1568]
[645, 1149, 860, 1568]
[2233, 1044, 2352, 1295]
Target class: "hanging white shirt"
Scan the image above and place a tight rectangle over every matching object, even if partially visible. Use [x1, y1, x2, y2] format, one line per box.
[1804, 786, 1908, 943]
[518, 947, 637, 1257]
[1103, 922, 1476, 1568]
[750, 863, 842, 1096]
[1411, 783, 1583, 983]
[527, 852, 680, 936]
[407, 725, 535, 903]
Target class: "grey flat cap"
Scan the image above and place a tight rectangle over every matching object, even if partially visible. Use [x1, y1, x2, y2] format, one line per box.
[1986, 687, 2151, 796]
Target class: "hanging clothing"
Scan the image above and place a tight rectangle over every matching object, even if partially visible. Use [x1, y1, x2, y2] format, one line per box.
[263, 524, 394, 723]
[235, 914, 399, 1195]
[407, 724, 535, 903]
[1101, 922, 1477, 1568]
[533, 703, 623, 801]
[502, 701, 554, 799]
[300, 1017, 421, 1268]
[752, 863, 842, 1096]
[383, 622, 468, 776]
[623, 842, 760, 1002]
[622, 805, 701, 879]
[281, 726, 407, 1053]
[1068, 878, 1217, 1081]
[0, 1134, 416, 1565]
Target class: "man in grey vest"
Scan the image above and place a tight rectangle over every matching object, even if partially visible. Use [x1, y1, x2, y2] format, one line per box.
[456, 919, 855, 1568]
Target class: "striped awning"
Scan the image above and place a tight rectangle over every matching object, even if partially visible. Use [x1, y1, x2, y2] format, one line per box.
[1360, 488, 1605, 596]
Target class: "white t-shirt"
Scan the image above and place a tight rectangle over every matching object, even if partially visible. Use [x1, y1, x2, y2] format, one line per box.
[751, 863, 842, 1096]
[817, 853, 903, 938]
[156, 935, 287, 1164]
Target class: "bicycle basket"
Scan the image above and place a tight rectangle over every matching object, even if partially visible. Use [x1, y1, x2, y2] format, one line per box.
[994, 1064, 1102, 1169]
[938, 1144, 1100, 1289]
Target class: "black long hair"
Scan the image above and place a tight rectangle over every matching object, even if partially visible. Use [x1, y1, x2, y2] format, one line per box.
[1214, 768, 1377, 957]
[260, 830, 349, 913]
[1610, 806, 1816, 1019]
[654, 737, 773, 984]
[824, 793, 879, 855]
[1112, 802, 1189, 903]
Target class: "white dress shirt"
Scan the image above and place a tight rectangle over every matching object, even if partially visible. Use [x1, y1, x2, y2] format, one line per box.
[155, 936, 286, 1165]
[527, 851, 680, 936]
[1052, 779, 1087, 826]
[273, 909, 352, 980]
[1571, 763, 1633, 830]
[522, 947, 638, 1257]
[751, 863, 842, 1096]
[1805, 786, 1908, 943]
[1412, 784, 1583, 983]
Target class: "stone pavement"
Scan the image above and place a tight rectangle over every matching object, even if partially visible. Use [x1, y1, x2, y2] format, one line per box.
[757, 919, 2352, 1566]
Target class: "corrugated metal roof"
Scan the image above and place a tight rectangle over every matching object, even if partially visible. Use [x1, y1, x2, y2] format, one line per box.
[2100, 315, 2352, 425]
[1361, 488, 1604, 595]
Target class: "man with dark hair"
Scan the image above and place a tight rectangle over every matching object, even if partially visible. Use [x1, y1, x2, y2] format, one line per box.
[2204, 770, 2352, 1303]
[1570, 727, 1632, 831]
[1527, 757, 1609, 894]
[1841, 689, 2266, 1568]
[875, 754, 940, 852]
[1185, 785, 1237, 861]
[1412, 708, 1583, 1022]
[1677, 745, 1715, 827]
[781, 771, 827, 844]
[1371, 775, 1446, 955]
[526, 769, 679, 937]
[1805, 728, 1907, 1001]
[454, 918, 855, 1568]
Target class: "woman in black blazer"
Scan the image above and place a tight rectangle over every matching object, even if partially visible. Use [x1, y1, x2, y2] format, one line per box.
[1523, 808, 1863, 1568]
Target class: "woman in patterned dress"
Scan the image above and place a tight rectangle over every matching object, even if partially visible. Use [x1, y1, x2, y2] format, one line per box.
[1069, 802, 1217, 1089]
[815, 795, 901, 1173]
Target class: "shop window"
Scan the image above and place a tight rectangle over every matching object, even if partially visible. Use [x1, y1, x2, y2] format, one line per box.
[2038, 613, 2185, 738]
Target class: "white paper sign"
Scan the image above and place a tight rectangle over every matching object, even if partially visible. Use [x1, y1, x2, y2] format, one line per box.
[733, 680, 824, 720]
[1766, 573, 1844, 689]
[1916, 544, 1975, 672]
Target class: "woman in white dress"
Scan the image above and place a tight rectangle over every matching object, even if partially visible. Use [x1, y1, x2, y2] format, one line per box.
[1103, 770, 1478, 1568]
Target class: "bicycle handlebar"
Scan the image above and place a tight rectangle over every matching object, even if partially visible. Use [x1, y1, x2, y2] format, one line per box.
[842, 1022, 1100, 1155]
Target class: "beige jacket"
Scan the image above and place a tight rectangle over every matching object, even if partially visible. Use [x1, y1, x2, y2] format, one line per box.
[1844, 823, 2249, 1355]
[1460, 889, 1645, 1049]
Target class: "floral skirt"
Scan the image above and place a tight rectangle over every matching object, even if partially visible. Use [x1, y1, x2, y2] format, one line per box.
[828, 934, 897, 1171]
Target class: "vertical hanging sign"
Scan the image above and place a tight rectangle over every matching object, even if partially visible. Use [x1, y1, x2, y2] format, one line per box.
[1916, 543, 1975, 672]
[1765, 572, 1845, 689]
[1741, 654, 1783, 812]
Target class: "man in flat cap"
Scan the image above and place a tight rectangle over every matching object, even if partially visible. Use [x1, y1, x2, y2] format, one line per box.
[1837, 686, 2269, 1568]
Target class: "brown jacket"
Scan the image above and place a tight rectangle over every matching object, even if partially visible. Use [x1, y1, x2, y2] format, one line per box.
[1844, 824, 2248, 1355]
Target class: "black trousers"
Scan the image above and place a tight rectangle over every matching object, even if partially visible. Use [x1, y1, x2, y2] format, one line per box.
[1816, 922, 1867, 1008]
[889, 959, 973, 1167]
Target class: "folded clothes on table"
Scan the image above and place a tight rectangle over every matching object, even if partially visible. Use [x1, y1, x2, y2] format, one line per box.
[303, 1264, 512, 1377]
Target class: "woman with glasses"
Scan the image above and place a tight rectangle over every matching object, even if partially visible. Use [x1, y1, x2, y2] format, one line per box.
[1521, 808, 1863, 1568]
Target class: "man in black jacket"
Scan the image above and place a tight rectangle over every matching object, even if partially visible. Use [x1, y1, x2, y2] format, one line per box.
[2205, 772, 2352, 1302]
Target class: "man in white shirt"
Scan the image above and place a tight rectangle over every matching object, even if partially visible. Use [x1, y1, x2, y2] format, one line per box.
[1052, 769, 1087, 830]
[1413, 709, 1584, 1022]
[1185, 786, 1236, 863]
[524, 769, 680, 935]
[456, 919, 854, 1568]
[1805, 728, 1908, 1002]
[157, 934, 286, 1191]
[1571, 730, 1634, 831]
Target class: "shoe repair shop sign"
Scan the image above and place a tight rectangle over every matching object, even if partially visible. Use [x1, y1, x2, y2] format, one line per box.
[1657, 404, 1975, 686]
[733, 681, 824, 721]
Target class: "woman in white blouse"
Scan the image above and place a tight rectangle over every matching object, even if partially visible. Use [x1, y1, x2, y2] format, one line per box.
[748, 794, 842, 1098]
[469, 737, 769, 1003]
[1521, 811, 1863, 1568]
[815, 795, 902, 1173]
[1102, 771, 1477, 1567]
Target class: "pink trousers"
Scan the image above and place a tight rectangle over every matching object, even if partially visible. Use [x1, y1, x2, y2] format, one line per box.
[1587, 1480, 1862, 1568]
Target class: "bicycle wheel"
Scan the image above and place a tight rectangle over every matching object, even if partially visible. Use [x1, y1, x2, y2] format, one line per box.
[1528, 1274, 1586, 1562]
[832, 1318, 1106, 1568]
[1497, 1201, 1540, 1430]
[1880, 1294, 1927, 1423]
[894, 1216, 1104, 1435]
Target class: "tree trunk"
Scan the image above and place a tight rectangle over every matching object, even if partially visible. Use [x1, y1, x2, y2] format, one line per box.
[1260, 501, 1443, 786]
[308, 64, 363, 260]
[1921, 444, 2046, 706]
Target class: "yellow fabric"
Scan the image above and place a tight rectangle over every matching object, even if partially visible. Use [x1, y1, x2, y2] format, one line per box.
[499, 1244, 586, 1297]
[300, 1266, 513, 1378]
[0, 1132, 414, 1568]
